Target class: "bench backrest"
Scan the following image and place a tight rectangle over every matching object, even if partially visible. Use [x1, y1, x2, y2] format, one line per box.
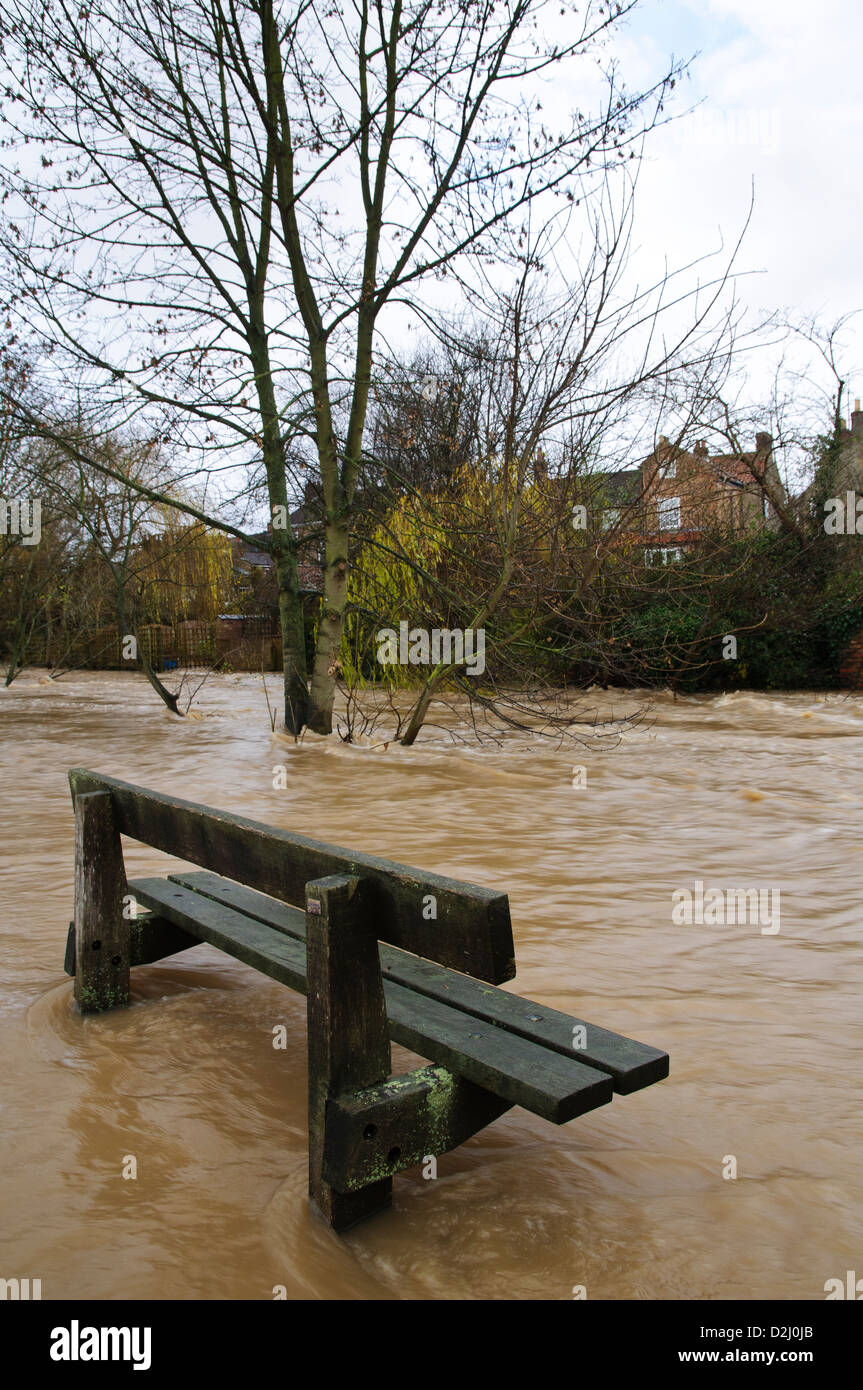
[68, 768, 516, 984]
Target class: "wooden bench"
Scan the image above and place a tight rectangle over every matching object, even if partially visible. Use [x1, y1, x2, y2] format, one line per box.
[63, 768, 669, 1231]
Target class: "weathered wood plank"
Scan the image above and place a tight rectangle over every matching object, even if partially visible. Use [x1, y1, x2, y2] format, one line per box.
[69, 769, 515, 984]
[305, 875, 392, 1228]
[169, 870, 669, 1094]
[128, 914, 199, 967]
[323, 1066, 512, 1192]
[167, 871, 307, 940]
[73, 791, 130, 1013]
[384, 984, 612, 1123]
[129, 877, 614, 1123]
[64, 913, 197, 975]
[381, 954, 669, 1095]
[130, 878, 307, 991]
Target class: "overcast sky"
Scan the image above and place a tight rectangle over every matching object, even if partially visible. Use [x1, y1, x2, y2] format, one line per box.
[393, 0, 863, 446]
[616, 0, 862, 405]
[5, 0, 859, 504]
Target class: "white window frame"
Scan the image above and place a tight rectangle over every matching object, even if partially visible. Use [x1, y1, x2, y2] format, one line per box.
[645, 547, 683, 566]
[601, 507, 621, 531]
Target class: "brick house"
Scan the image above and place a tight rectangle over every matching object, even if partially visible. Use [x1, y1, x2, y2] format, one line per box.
[596, 432, 783, 563]
[230, 484, 326, 599]
[288, 482, 326, 593]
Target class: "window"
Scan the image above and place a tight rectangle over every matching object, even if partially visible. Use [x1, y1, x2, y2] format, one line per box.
[645, 547, 683, 566]
[658, 495, 681, 531]
[663, 458, 677, 479]
[601, 508, 621, 531]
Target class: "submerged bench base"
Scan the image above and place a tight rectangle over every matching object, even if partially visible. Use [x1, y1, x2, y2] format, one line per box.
[64, 770, 669, 1230]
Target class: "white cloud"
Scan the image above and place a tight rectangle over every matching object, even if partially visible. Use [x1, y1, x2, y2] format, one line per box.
[619, 0, 863, 322]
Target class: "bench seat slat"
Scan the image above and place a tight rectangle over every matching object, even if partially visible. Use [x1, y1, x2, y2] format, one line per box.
[165, 870, 668, 1095]
[129, 877, 613, 1125]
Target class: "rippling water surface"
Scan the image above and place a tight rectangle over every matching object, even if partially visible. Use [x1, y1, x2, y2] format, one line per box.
[1, 672, 861, 1299]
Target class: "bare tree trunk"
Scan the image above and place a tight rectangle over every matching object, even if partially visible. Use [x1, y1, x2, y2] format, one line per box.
[114, 584, 182, 716]
[400, 673, 439, 746]
[138, 649, 182, 716]
[306, 514, 349, 733]
[274, 543, 309, 735]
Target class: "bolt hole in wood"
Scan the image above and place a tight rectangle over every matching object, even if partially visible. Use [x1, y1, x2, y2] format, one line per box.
[111, 955, 122, 967]
[363, 1124, 377, 1140]
[387, 1147, 401, 1164]
[91, 940, 101, 950]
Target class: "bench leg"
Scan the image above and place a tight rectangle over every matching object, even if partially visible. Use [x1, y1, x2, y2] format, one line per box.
[73, 790, 131, 1014]
[305, 874, 392, 1231]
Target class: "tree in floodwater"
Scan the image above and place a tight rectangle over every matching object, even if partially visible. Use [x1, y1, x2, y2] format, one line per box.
[0, 0, 687, 734]
[340, 192, 746, 743]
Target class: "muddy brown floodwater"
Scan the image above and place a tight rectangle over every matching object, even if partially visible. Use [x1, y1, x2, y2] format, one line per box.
[1, 671, 861, 1300]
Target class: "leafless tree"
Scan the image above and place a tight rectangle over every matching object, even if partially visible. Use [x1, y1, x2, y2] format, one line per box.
[344, 190, 746, 742]
[0, 0, 687, 732]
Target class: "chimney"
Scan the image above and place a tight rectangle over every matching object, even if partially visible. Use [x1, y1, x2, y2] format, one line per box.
[852, 400, 863, 439]
[755, 431, 773, 455]
[693, 440, 709, 460]
[534, 448, 548, 483]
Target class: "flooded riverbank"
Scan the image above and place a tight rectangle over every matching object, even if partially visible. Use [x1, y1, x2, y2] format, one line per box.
[1, 672, 861, 1299]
